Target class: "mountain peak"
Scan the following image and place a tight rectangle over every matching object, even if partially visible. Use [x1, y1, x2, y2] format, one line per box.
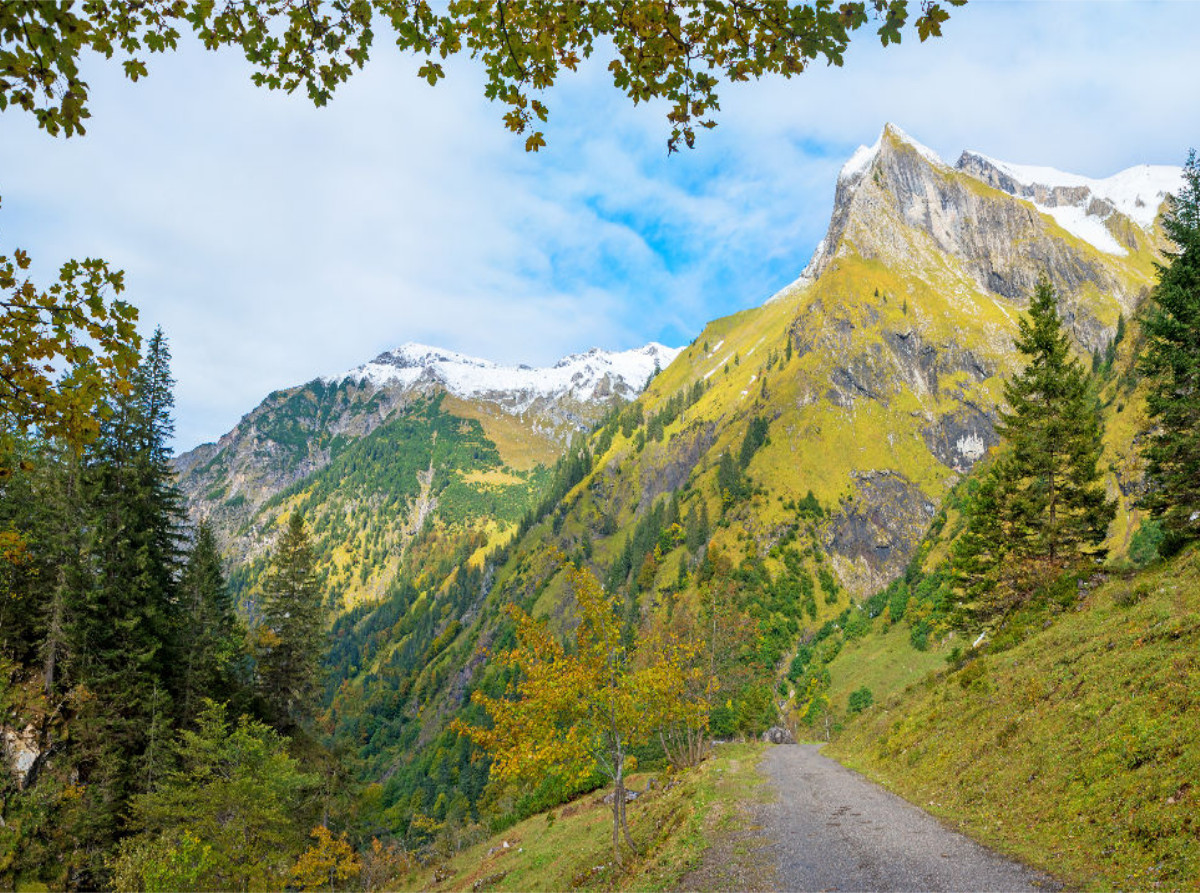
[838, 122, 946, 185]
[781, 126, 1183, 296]
[370, 342, 493, 371]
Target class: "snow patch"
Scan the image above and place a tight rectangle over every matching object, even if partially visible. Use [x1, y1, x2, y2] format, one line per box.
[839, 139, 881, 183]
[1039, 205, 1128, 256]
[956, 432, 987, 462]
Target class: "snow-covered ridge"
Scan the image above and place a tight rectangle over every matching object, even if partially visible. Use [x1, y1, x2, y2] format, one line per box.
[963, 153, 1182, 229]
[331, 341, 683, 409]
[958, 151, 1182, 255]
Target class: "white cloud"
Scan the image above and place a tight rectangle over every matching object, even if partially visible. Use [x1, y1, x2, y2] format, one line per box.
[1, 1, 1197, 450]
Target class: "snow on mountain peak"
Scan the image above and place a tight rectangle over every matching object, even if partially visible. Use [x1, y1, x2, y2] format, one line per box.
[838, 123, 946, 184]
[332, 341, 683, 411]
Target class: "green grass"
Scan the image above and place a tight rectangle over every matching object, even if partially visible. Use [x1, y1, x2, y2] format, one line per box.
[829, 546, 1200, 890]
[826, 622, 946, 713]
[400, 743, 769, 892]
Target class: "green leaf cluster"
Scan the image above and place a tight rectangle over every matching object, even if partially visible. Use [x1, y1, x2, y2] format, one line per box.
[0, 1, 963, 150]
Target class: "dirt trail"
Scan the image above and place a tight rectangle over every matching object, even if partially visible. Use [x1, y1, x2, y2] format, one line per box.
[751, 744, 1060, 892]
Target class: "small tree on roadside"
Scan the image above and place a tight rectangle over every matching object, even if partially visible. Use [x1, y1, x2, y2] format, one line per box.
[638, 615, 714, 771]
[456, 565, 707, 866]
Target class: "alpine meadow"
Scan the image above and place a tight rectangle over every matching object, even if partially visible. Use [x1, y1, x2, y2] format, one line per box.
[3, 2, 1200, 892]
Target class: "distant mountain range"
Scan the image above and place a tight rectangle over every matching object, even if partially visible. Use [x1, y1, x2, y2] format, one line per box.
[174, 340, 679, 607]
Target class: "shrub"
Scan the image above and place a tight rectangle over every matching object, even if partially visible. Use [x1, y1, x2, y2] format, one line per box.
[847, 687, 874, 714]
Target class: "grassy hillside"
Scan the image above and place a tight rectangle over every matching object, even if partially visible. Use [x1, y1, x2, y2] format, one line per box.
[224, 391, 552, 612]
[396, 743, 769, 893]
[829, 546, 1200, 890]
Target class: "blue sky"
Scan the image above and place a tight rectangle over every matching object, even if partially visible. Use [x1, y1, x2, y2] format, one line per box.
[2, 1, 1198, 451]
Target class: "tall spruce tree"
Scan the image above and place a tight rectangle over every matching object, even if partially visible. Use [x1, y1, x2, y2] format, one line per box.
[179, 523, 245, 723]
[1139, 149, 1200, 547]
[80, 328, 185, 700]
[996, 275, 1115, 562]
[953, 276, 1114, 618]
[256, 511, 326, 730]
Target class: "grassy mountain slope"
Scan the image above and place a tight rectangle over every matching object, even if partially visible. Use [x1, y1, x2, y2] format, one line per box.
[829, 546, 1200, 890]
[316, 129, 1179, 847]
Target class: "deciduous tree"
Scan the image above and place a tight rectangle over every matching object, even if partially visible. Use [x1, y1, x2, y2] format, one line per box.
[0, 234, 139, 461]
[1, 2, 963, 150]
[456, 565, 707, 865]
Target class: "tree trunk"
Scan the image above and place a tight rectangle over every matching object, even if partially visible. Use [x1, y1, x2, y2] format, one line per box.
[42, 564, 67, 696]
[620, 788, 639, 855]
[612, 754, 623, 866]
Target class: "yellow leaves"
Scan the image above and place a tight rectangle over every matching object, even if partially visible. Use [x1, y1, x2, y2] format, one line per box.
[0, 529, 30, 567]
[256, 625, 283, 650]
[416, 60, 443, 85]
[459, 563, 714, 788]
[289, 825, 362, 891]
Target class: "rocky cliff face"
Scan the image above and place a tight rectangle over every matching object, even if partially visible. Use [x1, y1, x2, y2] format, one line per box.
[666, 124, 1175, 593]
[796, 125, 1171, 351]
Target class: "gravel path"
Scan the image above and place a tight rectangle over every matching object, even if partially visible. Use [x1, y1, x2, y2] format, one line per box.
[753, 744, 1060, 893]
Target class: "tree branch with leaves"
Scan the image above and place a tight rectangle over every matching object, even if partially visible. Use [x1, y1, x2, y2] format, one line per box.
[455, 564, 710, 865]
[1, 1, 965, 151]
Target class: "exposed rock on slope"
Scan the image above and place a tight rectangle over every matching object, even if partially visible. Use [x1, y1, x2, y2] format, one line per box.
[173, 341, 680, 602]
[663, 123, 1174, 592]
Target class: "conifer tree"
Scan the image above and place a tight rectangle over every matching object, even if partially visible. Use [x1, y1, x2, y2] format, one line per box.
[80, 329, 185, 702]
[995, 275, 1114, 562]
[1138, 150, 1200, 547]
[257, 511, 327, 730]
[949, 466, 1009, 624]
[954, 276, 1114, 616]
[179, 523, 245, 723]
